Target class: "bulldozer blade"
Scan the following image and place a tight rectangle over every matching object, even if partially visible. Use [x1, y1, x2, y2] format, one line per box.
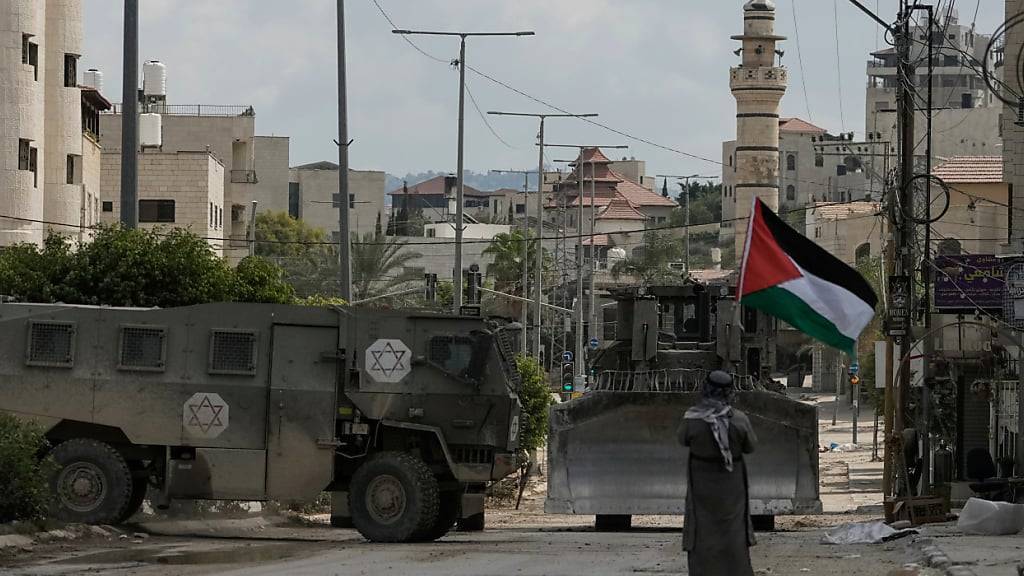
[545, 391, 821, 516]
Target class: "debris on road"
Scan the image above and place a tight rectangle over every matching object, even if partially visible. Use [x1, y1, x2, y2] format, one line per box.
[956, 497, 1024, 535]
[821, 520, 918, 545]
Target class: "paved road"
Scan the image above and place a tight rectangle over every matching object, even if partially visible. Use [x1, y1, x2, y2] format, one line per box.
[2, 522, 924, 576]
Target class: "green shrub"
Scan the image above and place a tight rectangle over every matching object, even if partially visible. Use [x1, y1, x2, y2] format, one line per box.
[515, 355, 554, 455]
[0, 414, 53, 523]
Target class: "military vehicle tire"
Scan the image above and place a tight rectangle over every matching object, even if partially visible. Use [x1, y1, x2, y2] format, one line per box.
[49, 439, 133, 525]
[116, 476, 148, 524]
[595, 514, 632, 531]
[414, 490, 460, 541]
[457, 510, 485, 532]
[349, 452, 439, 543]
[752, 514, 775, 532]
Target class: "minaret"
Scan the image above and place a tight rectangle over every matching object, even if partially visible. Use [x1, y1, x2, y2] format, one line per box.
[731, 0, 787, 258]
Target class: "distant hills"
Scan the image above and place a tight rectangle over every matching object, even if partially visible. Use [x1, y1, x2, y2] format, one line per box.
[384, 170, 545, 198]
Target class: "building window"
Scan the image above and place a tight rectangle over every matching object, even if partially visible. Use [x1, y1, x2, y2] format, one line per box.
[728, 155, 733, 167]
[426, 228, 436, 238]
[287, 183, 299, 219]
[102, 201, 113, 213]
[210, 202, 214, 227]
[23, 36, 39, 81]
[18, 139, 31, 171]
[332, 193, 355, 209]
[66, 155, 82, 185]
[138, 200, 175, 223]
[516, 204, 526, 215]
[786, 185, 796, 201]
[815, 154, 824, 167]
[786, 154, 796, 171]
[30, 147, 38, 188]
[961, 93, 974, 109]
[855, 243, 871, 264]
[64, 54, 78, 88]
[218, 206, 223, 229]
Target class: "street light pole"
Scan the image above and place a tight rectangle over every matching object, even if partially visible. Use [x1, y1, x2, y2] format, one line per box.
[394, 29, 535, 311]
[488, 111, 597, 357]
[336, 0, 352, 301]
[549, 144, 627, 381]
[492, 168, 536, 353]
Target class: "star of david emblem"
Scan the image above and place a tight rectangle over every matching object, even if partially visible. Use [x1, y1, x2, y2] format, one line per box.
[183, 393, 230, 438]
[365, 339, 412, 383]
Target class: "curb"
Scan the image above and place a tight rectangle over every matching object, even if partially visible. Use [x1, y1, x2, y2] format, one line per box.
[916, 539, 977, 576]
[0, 524, 125, 551]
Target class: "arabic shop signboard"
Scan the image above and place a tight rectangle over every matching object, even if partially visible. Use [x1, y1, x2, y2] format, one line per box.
[887, 275, 910, 337]
[933, 255, 1005, 311]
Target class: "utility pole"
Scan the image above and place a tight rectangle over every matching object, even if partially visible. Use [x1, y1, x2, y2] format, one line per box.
[336, 0, 352, 301]
[394, 30, 535, 311]
[657, 174, 718, 275]
[489, 111, 598, 356]
[492, 168, 537, 352]
[120, 0, 139, 229]
[550, 144, 627, 381]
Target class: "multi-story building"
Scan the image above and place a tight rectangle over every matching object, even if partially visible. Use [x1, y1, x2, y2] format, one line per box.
[387, 175, 504, 226]
[0, 0, 105, 246]
[866, 11, 1001, 170]
[99, 151, 226, 255]
[288, 161, 386, 241]
[1005, 0, 1024, 251]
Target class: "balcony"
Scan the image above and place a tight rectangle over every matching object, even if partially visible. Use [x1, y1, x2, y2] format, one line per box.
[729, 66, 787, 92]
[230, 170, 258, 184]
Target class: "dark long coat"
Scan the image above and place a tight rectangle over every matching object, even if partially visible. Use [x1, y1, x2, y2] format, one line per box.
[678, 408, 758, 576]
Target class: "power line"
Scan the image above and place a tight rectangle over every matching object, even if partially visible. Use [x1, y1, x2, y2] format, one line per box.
[465, 80, 516, 149]
[833, 0, 847, 131]
[791, 0, 814, 122]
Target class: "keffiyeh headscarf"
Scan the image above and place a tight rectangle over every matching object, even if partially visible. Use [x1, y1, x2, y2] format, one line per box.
[684, 370, 737, 471]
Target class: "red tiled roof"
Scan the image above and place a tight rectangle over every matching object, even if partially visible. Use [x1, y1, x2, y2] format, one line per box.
[387, 175, 485, 196]
[598, 197, 647, 221]
[573, 147, 612, 165]
[612, 172, 678, 207]
[780, 118, 826, 134]
[583, 234, 610, 247]
[931, 156, 1003, 184]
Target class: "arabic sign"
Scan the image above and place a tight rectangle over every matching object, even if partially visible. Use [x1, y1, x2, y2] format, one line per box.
[183, 393, 229, 438]
[365, 339, 411, 383]
[887, 275, 910, 336]
[934, 255, 1005, 311]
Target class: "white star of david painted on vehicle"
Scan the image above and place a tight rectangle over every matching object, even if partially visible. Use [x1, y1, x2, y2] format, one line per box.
[187, 395, 226, 433]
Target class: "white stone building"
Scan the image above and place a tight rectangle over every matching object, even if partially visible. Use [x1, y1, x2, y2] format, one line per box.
[0, 0, 104, 246]
[288, 162, 386, 241]
[100, 151, 226, 255]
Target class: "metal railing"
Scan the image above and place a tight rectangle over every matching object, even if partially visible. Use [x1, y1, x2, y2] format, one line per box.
[105, 104, 255, 117]
[230, 170, 258, 184]
[994, 380, 1019, 463]
[591, 368, 760, 393]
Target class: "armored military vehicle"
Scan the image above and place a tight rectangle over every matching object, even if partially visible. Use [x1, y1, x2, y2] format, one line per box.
[0, 302, 521, 543]
[546, 283, 821, 530]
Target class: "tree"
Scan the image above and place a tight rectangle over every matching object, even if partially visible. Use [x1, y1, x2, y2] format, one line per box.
[515, 355, 554, 456]
[234, 256, 296, 304]
[351, 233, 423, 301]
[254, 211, 327, 258]
[610, 230, 684, 286]
[0, 226, 293, 307]
[482, 230, 543, 295]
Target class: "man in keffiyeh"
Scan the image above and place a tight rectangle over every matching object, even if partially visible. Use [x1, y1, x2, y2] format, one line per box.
[678, 371, 758, 576]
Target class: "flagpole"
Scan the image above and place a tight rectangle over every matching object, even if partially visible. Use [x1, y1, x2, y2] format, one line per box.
[730, 197, 759, 373]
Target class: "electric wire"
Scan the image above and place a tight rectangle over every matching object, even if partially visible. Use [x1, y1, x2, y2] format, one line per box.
[791, 0, 815, 122]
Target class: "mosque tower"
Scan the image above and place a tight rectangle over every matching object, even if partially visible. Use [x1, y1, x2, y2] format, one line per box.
[731, 0, 787, 257]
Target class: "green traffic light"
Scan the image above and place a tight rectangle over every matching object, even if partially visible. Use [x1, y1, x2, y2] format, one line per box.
[562, 384, 573, 392]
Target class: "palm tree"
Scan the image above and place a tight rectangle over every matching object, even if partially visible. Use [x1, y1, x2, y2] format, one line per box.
[482, 230, 546, 295]
[351, 232, 423, 301]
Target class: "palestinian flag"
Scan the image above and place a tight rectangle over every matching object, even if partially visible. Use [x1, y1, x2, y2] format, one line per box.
[738, 198, 877, 355]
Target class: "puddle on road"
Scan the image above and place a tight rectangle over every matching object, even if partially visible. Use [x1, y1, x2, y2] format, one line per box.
[54, 543, 309, 566]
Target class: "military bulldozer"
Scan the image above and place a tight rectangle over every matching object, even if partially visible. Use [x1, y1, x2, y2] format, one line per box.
[0, 302, 522, 543]
[546, 284, 821, 530]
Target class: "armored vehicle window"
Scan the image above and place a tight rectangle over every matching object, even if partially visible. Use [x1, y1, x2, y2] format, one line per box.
[118, 326, 167, 371]
[429, 336, 475, 376]
[209, 330, 258, 375]
[26, 321, 76, 368]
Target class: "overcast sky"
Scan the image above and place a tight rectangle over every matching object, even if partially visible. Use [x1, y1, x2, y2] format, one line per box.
[82, 1, 1004, 180]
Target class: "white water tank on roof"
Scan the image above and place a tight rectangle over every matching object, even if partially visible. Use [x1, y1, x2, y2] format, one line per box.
[143, 60, 167, 96]
[140, 113, 162, 148]
[83, 69, 104, 94]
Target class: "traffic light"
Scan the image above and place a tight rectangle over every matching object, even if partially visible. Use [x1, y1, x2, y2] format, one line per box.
[561, 363, 575, 392]
[464, 265, 482, 305]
